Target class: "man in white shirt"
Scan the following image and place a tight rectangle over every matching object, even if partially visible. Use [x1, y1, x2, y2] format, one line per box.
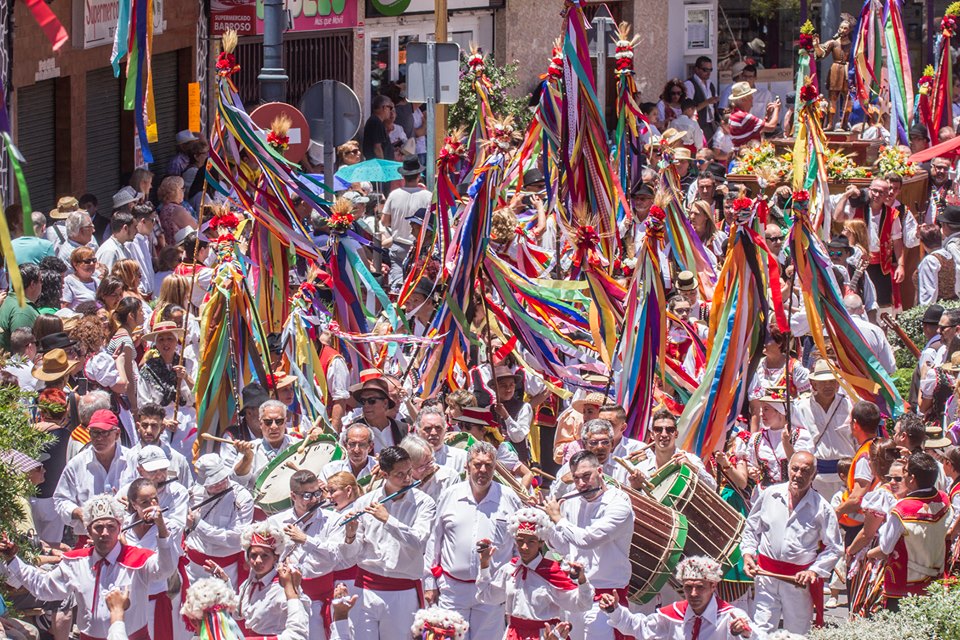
[600, 403, 646, 460]
[269, 469, 359, 639]
[424, 441, 523, 638]
[321, 423, 378, 483]
[129, 204, 158, 298]
[416, 405, 467, 474]
[544, 450, 635, 640]
[550, 420, 628, 497]
[236, 399, 297, 489]
[600, 555, 758, 639]
[399, 434, 461, 502]
[122, 402, 193, 488]
[683, 56, 719, 141]
[349, 445, 436, 639]
[53, 409, 131, 540]
[791, 360, 854, 498]
[843, 294, 896, 373]
[56, 210, 99, 269]
[741, 451, 843, 635]
[95, 211, 136, 272]
[382, 156, 432, 293]
[3, 493, 177, 640]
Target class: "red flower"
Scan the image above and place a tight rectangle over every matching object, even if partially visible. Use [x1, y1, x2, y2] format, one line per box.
[799, 84, 819, 103]
[576, 225, 600, 248]
[216, 233, 235, 244]
[648, 205, 666, 221]
[942, 15, 957, 34]
[792, 190, 809, 203]
[731, 197, 753, 212]
[301, 282, 317, 296]
[798, 33, 814, 51]
[212, 212, 241, 229]
[216, 52, 237, 76]
[266, 130, 289, 151]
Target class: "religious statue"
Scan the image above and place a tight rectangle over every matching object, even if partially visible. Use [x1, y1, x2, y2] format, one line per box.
[815, 13, 856, 130]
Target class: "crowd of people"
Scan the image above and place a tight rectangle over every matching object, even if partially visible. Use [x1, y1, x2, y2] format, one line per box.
[2, 13, 960, 639]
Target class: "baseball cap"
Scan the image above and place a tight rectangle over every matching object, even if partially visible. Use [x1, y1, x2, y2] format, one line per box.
[137, 445, 170, 472]
[88, 409, 119, 431]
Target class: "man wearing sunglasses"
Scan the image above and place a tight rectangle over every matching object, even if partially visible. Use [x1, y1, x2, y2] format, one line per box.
[627, 409, 716, 491]
[825, 235, 878, 320]
[684, 56, 719, 142]
[348, 373, 409, 454]
[237, 399, 297, 490]
[268, 469, 360, 640]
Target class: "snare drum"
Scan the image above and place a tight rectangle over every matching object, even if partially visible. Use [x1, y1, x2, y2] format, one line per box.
[618, 483, 688, 603]
[648, 461, 745, 568]
[254, 435, 342, 514]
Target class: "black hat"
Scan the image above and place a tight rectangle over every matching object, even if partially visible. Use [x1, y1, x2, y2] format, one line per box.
[405, 207, 435, 231]
[241, 383, 270, 411]
[630, 181, 655, 198]
[412, 278, 436, 300]
[938, 205, 960, 227]
[909, 124, 930, 141]
[923, 304, 945, 325]
[522, 168, 545, 187]
[826, 235, 852, 252]
[398, 155, 425, 177]
[38, 332, 77, 354]
[266, 333, 283, 355]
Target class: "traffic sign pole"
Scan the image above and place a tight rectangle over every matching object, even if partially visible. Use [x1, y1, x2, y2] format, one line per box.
[426, 41, 437, 192]
[323, 80, 336, 193]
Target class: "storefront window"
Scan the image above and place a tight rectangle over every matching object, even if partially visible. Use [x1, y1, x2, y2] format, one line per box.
[371, 36, 391, 95]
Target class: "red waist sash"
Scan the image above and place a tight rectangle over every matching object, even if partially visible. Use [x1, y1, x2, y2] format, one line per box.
[148, 592, 173, 640]
[506, 616, 560, 640]
[302, 574, 335, 636]
[758, 554, 824, 627]
[355, 567, 424, 607]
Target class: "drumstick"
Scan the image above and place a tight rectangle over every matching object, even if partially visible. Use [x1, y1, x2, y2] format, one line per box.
[532, 468, 556, 481]
[755, 568, 801, 586]
[614, 456, 654, 491]
[200, 433, 242, 447]
[627, 442, 654, 460]
[285, 460, 301, 471]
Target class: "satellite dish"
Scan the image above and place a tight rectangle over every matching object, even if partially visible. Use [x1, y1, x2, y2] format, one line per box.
[299, 80, 362, 148]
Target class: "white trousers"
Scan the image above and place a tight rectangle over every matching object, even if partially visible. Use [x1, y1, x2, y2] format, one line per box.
[307, 599, 328, 640]
[437, 575, 505, 640]
[353, 587, 419, 640]
[568, 601, 616, 640]
[29, 497, 63, 544]
[753, 574, 814, 635]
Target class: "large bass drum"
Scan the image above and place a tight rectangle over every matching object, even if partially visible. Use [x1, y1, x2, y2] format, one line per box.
[648, 461, 745, 569]
[254, 435, 342, 514]
[616, 482, 688, 603]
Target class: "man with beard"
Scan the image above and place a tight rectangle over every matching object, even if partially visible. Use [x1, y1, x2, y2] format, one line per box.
[121, 402, 193, 487]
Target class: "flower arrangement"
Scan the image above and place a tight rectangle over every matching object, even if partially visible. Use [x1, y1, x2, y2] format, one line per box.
[792, 190, 810, 212]
[943, 5, 960, 36]
[266, 113, 291, 153]
[799, 81, 819, 103]
[824, 148, 870, 180]
[485, 115, 520, 151]
[328, 197, 356, 235]
[546, 38, 563, 80]
[613, 22, 640, 75]
[798, 20, 816, 52]
[466, 45, 485, 76]
[438, 127, 467, 165]
[876, 145, 919, 177]
[730, 142, 790, 181]
[918, 65, 935, 94]
[216, 31, 240, 77]
[731, 197, 754, 213]
[211, 211, 241, 231]
[411, 608, 469, 640]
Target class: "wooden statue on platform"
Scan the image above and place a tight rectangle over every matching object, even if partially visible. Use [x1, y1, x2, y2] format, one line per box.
[816, 13, 856, 130]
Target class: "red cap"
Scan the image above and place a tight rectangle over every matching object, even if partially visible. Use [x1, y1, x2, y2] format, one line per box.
[88, 409, 119, 431]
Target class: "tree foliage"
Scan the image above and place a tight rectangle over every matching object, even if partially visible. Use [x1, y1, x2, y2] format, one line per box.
[448, 58, 533, 134]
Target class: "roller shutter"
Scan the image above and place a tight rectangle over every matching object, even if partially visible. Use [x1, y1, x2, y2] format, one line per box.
[16, 81, 56, 214]
[150, 51, 180, 179]
[85, 67, 122, 213]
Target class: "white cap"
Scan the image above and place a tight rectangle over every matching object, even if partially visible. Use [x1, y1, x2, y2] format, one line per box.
[84, 351, 121, 388]
[176, 130, 199, 145]
[137, 445, 170, 472]
[195, 453, 231, 488]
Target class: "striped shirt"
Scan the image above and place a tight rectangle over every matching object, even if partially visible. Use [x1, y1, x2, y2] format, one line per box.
[729, 107, 764, 148]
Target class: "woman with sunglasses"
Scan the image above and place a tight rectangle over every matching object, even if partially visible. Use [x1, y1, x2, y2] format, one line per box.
[656, 78, 686, 130]
[63, 246, 100, 308]
[846, 440, 903, 558]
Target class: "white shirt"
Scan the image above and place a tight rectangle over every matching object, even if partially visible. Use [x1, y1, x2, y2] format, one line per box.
[434, 444, 467, 474]
[791, 391, 854, 461]
[238, 568, 311, 636]
[184, 481, 255, 558]
[268, 505, 359, 578]
[95, 236, 133, 271]
[671, 114, 704, 149]
[62, 274, 99, 307]
[418, 464, 462, 503]
[320, 456, 377, 483]
[352, 485, 436, 580]
[917, 249, 958, 304]
[476, 553, 594, 622]
[129, 234, 156, 296]
[503, 402, 534, 445]
[545, 487, 635, 588]
[7, 538, 176, 638]
[121, 442, 194, 489]
[633, 450, 718, 491]
[425, 482, 523, 593]
[877, 490, 953, 557]
[852, 316, 896, 374]
[549, 458, 626, 499]
[741, 483, 843, 578]
[606, 596, 760, 640]
[124, 514, 184, 596]
[684, 76, 716, 124]
[738, 427, 814, 487]
[327, 356, 351, 401]
[53, 445, 131, 534]
[245, 435, 297, 486]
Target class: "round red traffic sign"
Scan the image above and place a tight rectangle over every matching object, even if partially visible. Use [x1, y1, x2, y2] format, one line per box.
[250, 102, 311, 163]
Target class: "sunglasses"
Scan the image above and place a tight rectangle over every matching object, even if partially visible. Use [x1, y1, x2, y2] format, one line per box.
[765, 236, 783, 242]
[261, 418, 284, 426]
[295, 490, 323, 500]
[885, 475, 904, 482]
[828, 250, 845, 257]
[359, 396, 387, 405]
[939, 325, 958, 332]
[78, 258, 97, 265]
[652, 426, 678, 434]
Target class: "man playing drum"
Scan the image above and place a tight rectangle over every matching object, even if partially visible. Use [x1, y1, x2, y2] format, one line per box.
[235, 399, 299, 490]
[741, 451, 843, 635]
[629, 409, 716, 490]
[476, 507, 594, 640]
[599, 556, 758, 639]
[543, 450, 634, 640]
[425, 441, 524, 639]
[321, 424, 378, 484]
[268, 469, 360, 640]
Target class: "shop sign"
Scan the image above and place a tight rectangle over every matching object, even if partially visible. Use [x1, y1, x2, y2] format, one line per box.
[83, 0, 165, 50]
[255, 0, 358, 33]
[211, 0, 256, 36]
[35, 58, 61, 82]
[367, 0, 495, 18]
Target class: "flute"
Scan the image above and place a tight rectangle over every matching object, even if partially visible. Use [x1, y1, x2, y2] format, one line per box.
[183, 488, 233, 537]
[559, 486, 601, 501]
[291, 500, 333, 527]
[122, 507, 170, 532]
[339, 480, 422, 527]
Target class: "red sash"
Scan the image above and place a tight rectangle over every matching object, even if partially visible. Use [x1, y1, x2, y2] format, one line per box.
[332, 566, 356, 582]
[757, 555, 824, 627]
[148, 592, 173, 640]
[506, 616, 560, 640]
[301, 574, 335, 636]
[510, 556, 577, 590]
[595, 588, 634, 640]
[80, 627, 149, 640]
[430, 565, 475, 584]
[354, 567, 424, 607]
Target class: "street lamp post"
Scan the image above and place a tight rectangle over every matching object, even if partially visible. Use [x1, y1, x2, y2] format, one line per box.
[259, 0, 289, 103]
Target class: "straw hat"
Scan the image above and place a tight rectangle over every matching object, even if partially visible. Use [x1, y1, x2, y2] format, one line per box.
[729, 81, 758, 102]
[31, 349, 79, 382]
[49, 196, 79, 220]
[572, 391, 608, 413]
[675, 270, 698, 292]
[141, 320, 185, 342]
[673, 147, 693, 161]
[943, 352, 960, 373]
[808, 359, 837, 382]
